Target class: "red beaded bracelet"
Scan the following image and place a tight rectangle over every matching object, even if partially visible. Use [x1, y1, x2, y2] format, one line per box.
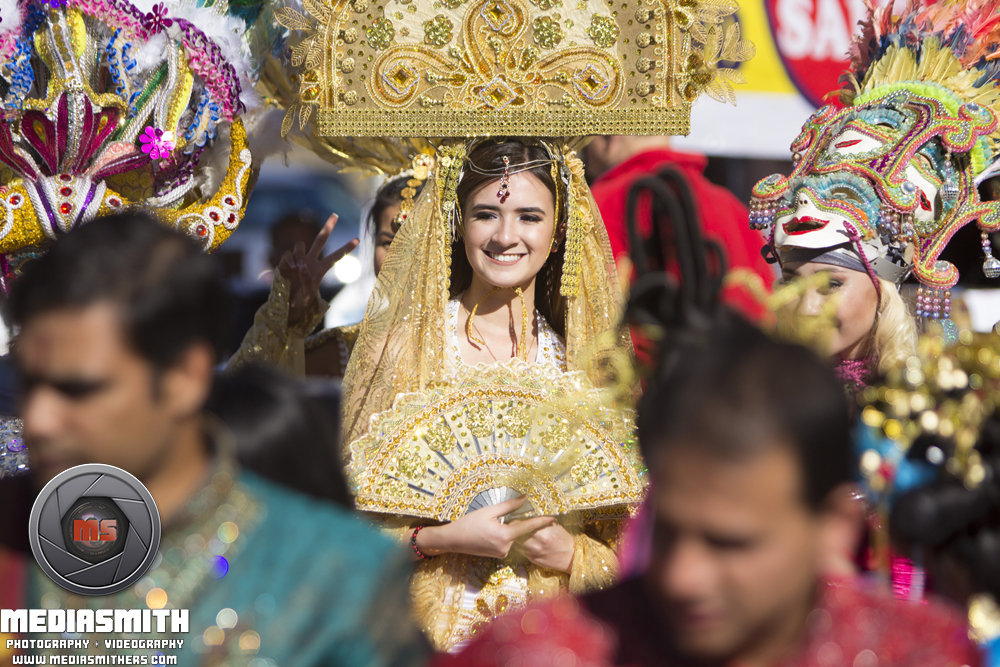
[411, 525, 432, 559]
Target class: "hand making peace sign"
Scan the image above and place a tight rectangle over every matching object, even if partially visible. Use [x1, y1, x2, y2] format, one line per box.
[278, 213, 359, 326]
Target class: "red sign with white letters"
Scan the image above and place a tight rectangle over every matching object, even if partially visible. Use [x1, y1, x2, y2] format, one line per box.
[764, 0, 867, 106]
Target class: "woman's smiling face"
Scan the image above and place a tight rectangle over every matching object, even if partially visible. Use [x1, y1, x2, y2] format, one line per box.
[462, 170, 556, 290]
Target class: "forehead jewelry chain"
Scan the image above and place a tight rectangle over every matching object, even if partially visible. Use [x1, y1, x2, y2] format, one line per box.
[497, 156, 511, 203]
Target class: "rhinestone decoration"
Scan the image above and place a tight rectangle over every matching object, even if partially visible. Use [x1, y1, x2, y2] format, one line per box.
[573, 64, 611, 101]
[424, 419, 456, 452]
[481, 0, 515, 31]
[478, 76, 519, 110]
[0, 418, 27, 479]
[467, 402, 494, 438]
[570, 454, 603, 485]
[384, 59, 420, 95]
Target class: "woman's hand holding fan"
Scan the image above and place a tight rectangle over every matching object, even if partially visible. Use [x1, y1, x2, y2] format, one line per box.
[415, 496, 568, 565]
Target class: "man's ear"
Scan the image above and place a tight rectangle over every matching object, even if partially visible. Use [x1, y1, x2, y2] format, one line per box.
[816, 482, 866, 579]
[158, 342, 215, 421]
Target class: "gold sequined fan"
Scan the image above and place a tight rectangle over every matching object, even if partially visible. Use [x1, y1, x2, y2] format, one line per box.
[348, 363, 646, 522]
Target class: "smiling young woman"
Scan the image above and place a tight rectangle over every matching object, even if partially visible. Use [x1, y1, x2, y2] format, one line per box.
[448, 141, 567, 367]
[339, 138, 642, 652]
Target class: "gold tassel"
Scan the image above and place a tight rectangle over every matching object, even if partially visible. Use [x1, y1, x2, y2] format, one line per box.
[437, 143, 467, 241]
[467, 286, 500, 347]
[550, 160, 562, 257]
[514, 285, 529, 361]
[560, 152, 587, 298]
[466, 286, 530, 361]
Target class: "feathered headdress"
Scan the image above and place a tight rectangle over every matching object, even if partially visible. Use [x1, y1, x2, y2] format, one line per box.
[0, 0, 271, 288]
[844, 0, 1000, 160]
[751, 0, 1000, 319]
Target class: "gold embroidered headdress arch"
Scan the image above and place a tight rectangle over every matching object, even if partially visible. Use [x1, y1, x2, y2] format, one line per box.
[263, 0, 753, 138]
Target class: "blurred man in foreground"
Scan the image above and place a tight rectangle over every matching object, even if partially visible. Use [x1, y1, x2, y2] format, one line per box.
[0, 213, 428, 667]
[440, 317, 978, 667]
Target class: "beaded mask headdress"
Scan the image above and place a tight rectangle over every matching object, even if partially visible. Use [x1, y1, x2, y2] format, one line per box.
[750, 0, 1000, 321]
[0, 0, 267, 287]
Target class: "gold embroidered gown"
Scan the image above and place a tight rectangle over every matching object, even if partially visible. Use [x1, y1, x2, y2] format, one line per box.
[341, 147, 645, 652]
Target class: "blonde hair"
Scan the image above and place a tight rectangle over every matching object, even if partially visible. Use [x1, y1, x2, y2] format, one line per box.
[871, 278, 917, 374]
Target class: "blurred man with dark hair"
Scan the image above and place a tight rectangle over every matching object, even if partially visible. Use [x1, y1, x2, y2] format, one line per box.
[0, 213, 428, 667]
[440, 316, 979, 667]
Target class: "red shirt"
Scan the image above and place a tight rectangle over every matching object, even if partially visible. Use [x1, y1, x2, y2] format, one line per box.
[438, 578, 981, 667]
[590, 148, 774, 320]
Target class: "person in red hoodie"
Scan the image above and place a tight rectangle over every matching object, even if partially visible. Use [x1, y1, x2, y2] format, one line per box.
[585, 136, 773, 318]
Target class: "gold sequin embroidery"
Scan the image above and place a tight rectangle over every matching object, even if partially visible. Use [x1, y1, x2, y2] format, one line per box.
[467, 402, 494, 438]
[586, 14, 619, 47]
[423, 14, 455, 46]
[532, 16, 564, 48]
[367, 17, 396, 49]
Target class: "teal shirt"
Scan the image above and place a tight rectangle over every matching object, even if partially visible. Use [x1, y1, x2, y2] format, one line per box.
[28, 465, 429, 667]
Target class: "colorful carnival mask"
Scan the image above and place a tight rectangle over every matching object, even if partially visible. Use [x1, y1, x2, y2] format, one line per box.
[0, 0, 264, 287]
[750, 1, 1000, 320]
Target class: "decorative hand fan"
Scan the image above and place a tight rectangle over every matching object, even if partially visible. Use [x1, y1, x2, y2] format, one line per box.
[349, 362, 646, 522]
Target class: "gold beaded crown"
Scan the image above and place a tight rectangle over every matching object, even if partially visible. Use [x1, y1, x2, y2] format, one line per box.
[270, 0, 754, 137]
